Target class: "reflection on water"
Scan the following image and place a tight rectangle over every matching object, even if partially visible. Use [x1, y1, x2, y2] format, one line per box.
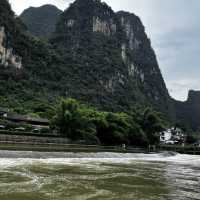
[0, 151, 199, 200]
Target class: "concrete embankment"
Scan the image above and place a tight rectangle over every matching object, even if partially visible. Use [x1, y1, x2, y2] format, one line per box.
[158, 145, 200, 155]
[0, 133, 69, 144]
[0, 134, 146, 153]
[2, 133, 199, 154]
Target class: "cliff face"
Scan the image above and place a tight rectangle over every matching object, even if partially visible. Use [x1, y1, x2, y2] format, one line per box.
[51, 0, 173, 114]
[0, 26, 22, 69]
[175, 90, 200, 130]
[116, 11, 172, 113]
[20, 5, 62, 38]
[0, 0, 60, 108]
[0, 0, 22, 69]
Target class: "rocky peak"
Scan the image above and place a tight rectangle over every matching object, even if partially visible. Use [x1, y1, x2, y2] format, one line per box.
[174, 90, 200, 131]
[50, 0, 172, 115]
[74, 0, 116, 35]
[54, 0, 117, 38]
[187, 90, 200, 104]
[72, 0, 113, 15]
[20, 4, 62, 38]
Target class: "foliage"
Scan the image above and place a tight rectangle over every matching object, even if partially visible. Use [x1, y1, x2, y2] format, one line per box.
[52, 98, 99, 144]
[185, 134, 197, 144]
[128, 106, 165, 145]
[52, 98, 166, 146]
[185, 132, 200, 144]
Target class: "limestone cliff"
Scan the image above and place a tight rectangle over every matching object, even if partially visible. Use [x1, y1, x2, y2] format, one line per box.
[0, 26, 22, 69]
[51, 0, 173, 115]
[0, 0, 60, 108]
[117, 11, 172, 112]
[4, 0, 200, 130]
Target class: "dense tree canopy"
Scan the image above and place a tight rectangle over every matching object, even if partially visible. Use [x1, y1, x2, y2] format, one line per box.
[52, 98, 165, 146]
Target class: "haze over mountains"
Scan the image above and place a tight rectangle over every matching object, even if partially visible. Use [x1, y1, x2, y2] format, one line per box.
[20, 5, 62, 38]
[0, 0, 200, 130]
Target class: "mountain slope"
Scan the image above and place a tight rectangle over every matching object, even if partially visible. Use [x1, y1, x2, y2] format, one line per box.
[20, 5, 62, 38]
[50, 0, 173, 115]
[0, 0, 62, 111]
[5, 0, 200, 130]
[175, 90, 200, 131]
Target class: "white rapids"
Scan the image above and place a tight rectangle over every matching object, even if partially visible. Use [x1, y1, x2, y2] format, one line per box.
[0, 151, 199, 200]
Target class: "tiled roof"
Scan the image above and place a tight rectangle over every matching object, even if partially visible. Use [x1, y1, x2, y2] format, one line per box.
[6, 114, 49, 124]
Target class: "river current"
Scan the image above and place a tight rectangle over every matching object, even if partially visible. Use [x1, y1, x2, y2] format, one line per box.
[0, 151, 199, 200]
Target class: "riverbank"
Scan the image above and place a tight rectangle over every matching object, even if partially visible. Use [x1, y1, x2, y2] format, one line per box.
[0, 133, 200, 154]
[0, 133, 146, 153]
[158, 145, 200, 155]
[0, 142, 147, 153]
[1, 142, 200, 154]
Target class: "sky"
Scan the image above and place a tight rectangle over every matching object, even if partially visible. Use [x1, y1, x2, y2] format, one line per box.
[9, 0, 200, 101]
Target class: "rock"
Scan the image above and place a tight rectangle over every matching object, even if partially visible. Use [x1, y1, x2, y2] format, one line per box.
[0, 26, 22, 69]
[175, 90, 200, 131]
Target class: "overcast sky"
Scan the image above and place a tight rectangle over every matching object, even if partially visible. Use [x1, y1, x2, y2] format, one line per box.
[9, 0, 200, 101]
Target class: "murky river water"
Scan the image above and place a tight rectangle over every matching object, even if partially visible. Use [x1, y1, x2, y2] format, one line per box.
[0, 151, 199, 200]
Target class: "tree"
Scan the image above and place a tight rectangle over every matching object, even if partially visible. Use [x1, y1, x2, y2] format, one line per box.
[51, 98, 99, 144]
[128, 120, 148, 146]
[95, 112, 130, 145]
[129, 106, 165, 145]
[52, 98, 166, 146]
[186, 134, 197, 144]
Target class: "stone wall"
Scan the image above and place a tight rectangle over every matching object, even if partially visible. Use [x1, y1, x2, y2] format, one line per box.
[0, 134, 70, 144]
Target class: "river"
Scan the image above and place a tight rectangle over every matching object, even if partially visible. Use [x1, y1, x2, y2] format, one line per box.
[0, 151, 199, 200]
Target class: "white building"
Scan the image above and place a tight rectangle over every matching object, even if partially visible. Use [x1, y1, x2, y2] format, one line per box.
[160, 127, 185, 144]
[160, 129, 172, 143]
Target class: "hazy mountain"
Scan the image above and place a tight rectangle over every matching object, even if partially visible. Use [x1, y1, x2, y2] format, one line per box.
[175, 90, 200, 131]
[20, 4, 62, 38]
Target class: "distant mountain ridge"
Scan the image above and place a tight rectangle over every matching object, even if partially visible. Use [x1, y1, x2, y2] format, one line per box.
[175, 90, 200, 130]
[20, 4, 62, 38]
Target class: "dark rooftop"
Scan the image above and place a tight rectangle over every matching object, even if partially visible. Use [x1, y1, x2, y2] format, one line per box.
[6, 114, 49, 125]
